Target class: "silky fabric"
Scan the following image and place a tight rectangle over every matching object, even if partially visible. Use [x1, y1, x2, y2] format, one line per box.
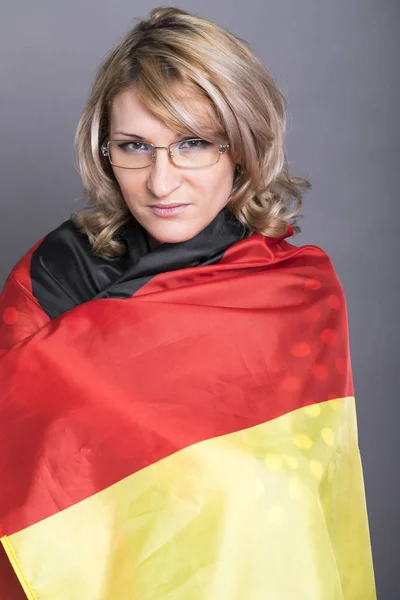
[29, 208, 245, 319]
[0, 210, 376, 599]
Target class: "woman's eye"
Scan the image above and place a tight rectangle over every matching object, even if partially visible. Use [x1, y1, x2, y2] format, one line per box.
[178, 139, 211, 151]
[117, 142, 151, 153]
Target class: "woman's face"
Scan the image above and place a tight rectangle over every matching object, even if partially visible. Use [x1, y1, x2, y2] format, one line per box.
[108, 89, 236, 246]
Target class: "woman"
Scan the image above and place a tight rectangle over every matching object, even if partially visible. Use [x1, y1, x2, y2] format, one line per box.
[0, 7, 376, 599]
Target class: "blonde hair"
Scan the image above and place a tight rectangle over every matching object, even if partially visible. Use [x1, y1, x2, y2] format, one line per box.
[73, 6, 310, 257]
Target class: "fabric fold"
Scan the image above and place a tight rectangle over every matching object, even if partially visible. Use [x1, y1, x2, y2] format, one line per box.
[0, 215, 376, 598]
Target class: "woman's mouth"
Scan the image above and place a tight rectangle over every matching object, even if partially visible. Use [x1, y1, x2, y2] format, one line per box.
[149, 204, 190, 218]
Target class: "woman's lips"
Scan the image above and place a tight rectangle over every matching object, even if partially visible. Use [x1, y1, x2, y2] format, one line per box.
[149, 204, 190, 217]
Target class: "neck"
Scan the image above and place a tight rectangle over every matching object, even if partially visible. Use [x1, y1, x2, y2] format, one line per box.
[146, 232, 163, 251]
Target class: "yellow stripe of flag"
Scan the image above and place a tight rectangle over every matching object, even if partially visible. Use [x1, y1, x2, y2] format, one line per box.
[2, 397, 376, 600]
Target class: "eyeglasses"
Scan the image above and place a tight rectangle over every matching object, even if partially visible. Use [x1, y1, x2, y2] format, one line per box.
[101, 138, 230, 170]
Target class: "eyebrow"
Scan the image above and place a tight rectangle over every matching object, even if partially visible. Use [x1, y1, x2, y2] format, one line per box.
[112, 131, 187, 140]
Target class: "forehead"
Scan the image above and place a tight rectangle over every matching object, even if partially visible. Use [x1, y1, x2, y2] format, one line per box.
[109, 87, 222, 139]
[109, 90, 160, 127]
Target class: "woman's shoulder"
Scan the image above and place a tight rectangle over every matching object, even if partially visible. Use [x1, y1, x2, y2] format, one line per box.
[31, 218, 99, 279]
[280, 237, 345, 294]
[8, 219, 120, 319]
[6, 219, 81, 288]
[233, 232, 341, 280]
[234, 233, 346, 307]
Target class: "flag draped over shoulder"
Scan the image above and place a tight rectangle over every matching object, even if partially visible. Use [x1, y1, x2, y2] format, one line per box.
[0, 213, 376, 599]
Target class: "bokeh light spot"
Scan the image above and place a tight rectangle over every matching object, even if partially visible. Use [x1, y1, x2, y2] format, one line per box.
[3, 307, 19, 325]
[309, 459, 324, 479]
[320, 329, 338, 344]
[328, 294, 341, 310]
[291, 342, 312, 357]
[305, 278, 322, 291]
[304, 403, 321, 417]
[321, 428, 335, 446]
[292, 434, 313, 449]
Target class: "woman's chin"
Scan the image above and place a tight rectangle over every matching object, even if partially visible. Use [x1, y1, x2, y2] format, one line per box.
[147, 228, 198, 246]
[143, 220, 204, 246]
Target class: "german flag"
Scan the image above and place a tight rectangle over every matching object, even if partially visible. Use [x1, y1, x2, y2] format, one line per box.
[0, 218, 376, 599]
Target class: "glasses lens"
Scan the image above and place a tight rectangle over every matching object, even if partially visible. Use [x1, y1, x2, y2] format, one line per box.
[108, 141, 153, 169]
[171, 139, 220, 168]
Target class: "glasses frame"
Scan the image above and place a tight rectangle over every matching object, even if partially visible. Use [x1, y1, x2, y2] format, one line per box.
[100, 138, 230, 170]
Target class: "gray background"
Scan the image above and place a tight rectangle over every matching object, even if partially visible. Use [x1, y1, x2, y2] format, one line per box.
[1, 0, 398, 596]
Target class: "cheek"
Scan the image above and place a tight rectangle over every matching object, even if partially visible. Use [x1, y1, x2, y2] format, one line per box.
[113, 170, 147, 202]
[203, 160, 236, 203]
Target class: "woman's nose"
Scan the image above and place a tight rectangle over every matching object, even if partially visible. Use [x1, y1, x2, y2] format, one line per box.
[146, 148, 182, 198]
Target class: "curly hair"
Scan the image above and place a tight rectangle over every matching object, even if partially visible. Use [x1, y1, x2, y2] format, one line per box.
[73, 6, 310, 257]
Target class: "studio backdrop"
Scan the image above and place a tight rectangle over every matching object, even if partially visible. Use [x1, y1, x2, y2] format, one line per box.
[0, 1, 399, 598]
